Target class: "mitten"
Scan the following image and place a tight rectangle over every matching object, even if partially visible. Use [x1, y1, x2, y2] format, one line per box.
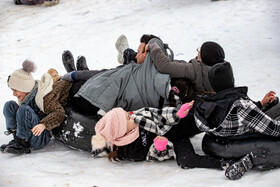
[177, 100, 194, 118]
[154, 136, 168, 151]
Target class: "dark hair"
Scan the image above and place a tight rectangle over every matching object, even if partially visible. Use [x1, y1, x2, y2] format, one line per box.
[169, 78, 193, 107]
[140, 34, 161, 44]
[140, 34, 162, 53]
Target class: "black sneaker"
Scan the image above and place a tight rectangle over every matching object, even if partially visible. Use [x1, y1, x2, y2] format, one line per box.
[62, 50, 76, 73]
[76, 56, 89, 71]
[123, 48, 137, 65]
[225, 153, 253, 180]
[4, 136, 31, 154]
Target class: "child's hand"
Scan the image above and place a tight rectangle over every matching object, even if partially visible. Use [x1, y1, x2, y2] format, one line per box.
[260, 91, 276, 106]
[32, 124, 46, 136]
[177, 100, 194, 118]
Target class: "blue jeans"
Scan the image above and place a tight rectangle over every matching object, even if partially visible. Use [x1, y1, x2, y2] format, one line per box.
[3, 101, 51, 150]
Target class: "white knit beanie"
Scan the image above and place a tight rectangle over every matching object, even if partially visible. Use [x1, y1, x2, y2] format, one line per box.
[8, 59, 36, 93]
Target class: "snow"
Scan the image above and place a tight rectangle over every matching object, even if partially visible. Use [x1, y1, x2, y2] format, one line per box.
[73, 122, 84, 138]
[0, 0, 280, 186]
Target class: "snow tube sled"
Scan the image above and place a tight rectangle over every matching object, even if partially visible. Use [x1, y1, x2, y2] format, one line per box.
[13, 0, 23, 4]
[52, 105, 101, 152]
[14, 0, 45, 5]
[202, 134, 280, 170]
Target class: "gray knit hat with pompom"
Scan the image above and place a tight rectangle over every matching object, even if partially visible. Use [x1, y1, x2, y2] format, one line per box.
[8, 59, 36, 93]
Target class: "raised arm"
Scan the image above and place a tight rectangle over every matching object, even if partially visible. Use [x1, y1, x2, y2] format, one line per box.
[148, 42, 196, 81]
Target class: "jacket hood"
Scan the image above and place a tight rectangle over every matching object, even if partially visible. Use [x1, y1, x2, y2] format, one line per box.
[202, 86, 248, 101]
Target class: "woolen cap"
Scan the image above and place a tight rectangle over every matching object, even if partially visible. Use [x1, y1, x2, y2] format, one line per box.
[91, 108, 139, 150]
[200, 41, 225, 67]
[208, 62, 235, 92]
[8, 59, 36, 93]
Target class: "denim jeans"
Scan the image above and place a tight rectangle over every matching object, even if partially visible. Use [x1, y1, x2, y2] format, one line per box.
[3, 100, 51, 150]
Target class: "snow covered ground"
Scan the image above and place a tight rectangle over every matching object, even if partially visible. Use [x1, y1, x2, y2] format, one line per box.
[0, 0, 279, 186]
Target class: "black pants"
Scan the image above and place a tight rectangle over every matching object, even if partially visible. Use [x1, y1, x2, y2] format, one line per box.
[68, 80, 99, 115]
[165, 114, 201, 142]
[163, 114, 224, 169]
[174, 137, 223, 169]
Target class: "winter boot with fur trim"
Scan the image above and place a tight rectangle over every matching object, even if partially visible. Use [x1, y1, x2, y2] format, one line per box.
[115, 34, 129, 64]
[76, 56, 89, 71]
[4, 136, 31, 154]
[62, 50, 76, 73]
[225, 153, 253, 180]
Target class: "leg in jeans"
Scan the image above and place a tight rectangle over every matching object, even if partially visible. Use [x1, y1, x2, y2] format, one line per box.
[3, 101, 19, 132]
[16, 105, 50, 150]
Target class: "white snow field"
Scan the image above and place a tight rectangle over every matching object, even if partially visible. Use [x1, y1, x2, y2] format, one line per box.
[0, 0, 279, 186]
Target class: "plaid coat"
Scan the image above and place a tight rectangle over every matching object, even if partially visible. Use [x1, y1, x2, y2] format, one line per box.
[195, 87, 280, 137]
[93, 106, 181, 161]
[131, 107, 180, 136]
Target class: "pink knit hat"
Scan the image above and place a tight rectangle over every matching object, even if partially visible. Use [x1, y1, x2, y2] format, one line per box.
[91, 108, 139, 150]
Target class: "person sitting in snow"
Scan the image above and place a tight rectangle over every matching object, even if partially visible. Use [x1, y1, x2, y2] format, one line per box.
[194, 62, 280, 180]
[13, 0, 59, 6]
[90, 99, 253, 181]
[91, 101, 194, 162]
[1, 60, 72, 154]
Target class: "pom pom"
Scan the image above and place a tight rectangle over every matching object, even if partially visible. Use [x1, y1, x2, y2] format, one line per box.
[22, 59, 36, 73]
[91, 134, 106, 151]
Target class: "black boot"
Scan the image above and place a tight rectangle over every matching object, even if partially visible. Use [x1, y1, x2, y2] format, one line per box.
[76, 56, 89, 71]
[225, 153, 253, 180]
[62, 50, 76, 73]
[1, 130, 17, 152]
[4, 136, 31, 154]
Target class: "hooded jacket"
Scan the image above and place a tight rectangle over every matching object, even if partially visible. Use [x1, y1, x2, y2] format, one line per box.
[76, 38, 171, 112]
[194, 87, 280, 137]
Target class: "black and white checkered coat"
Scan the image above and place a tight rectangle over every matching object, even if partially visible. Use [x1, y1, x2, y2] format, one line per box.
[131, 106, 180, 161]
[132, 107, 180, 136]
[146, 141, 176, 161]
[92, 106, 181, 160]
[195, 87, 280, 137]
